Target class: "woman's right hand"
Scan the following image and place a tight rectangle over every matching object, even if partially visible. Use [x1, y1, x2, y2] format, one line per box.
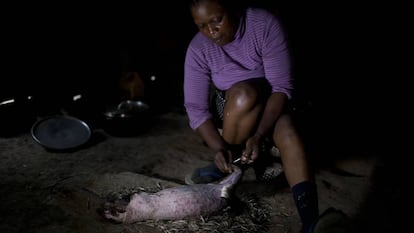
[242, 134, 261, 164]
[214, 149, 233, 174]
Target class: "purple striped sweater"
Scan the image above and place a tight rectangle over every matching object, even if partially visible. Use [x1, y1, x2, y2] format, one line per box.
[184, 7, 292, 130]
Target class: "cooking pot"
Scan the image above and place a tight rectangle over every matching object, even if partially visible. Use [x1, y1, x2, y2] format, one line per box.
[31, 115, 92, 151]
[103, 100, 153, 136]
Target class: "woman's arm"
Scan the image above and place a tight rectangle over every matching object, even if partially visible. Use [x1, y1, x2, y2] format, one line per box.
[243, 92, 287, 163]
[196, 119, 233, 173]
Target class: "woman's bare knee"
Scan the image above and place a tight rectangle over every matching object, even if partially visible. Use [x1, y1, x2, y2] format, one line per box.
[273, 114, 302, 148]
[225, 83, 259, 112]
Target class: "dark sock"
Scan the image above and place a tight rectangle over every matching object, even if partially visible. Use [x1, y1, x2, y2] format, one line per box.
[292, 180, 319, 233]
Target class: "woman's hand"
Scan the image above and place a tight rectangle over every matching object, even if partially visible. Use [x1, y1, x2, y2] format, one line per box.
[214, 149, 233, 173]
[242, 134, 262, 164]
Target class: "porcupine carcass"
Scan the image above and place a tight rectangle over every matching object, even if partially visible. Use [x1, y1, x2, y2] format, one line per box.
[103, 165, 242, 223]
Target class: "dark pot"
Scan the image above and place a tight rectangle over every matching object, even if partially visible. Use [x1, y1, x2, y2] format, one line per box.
[102, 100, 153, 137]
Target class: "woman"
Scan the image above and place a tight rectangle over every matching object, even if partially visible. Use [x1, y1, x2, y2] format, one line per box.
[183, 0, 319, 232]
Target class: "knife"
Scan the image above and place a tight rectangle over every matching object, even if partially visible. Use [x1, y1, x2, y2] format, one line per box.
[232, 158, 241, 164]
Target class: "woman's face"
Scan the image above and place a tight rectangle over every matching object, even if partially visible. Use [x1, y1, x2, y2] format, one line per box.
[190, 0, 238, 46]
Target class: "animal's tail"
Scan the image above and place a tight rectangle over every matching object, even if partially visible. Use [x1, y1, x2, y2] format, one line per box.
[219, 165, 242, 199]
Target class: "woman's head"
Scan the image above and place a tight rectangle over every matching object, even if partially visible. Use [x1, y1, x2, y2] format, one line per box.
[188, 0, 244, 46]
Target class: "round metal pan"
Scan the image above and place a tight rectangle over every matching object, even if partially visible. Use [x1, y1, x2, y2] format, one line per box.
[31, 115, 91, 150]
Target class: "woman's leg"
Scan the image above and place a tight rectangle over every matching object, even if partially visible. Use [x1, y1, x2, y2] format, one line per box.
[273, 114, 311, 186]
[221, 80, 264, 145]
[273, 114, 319, 232]
[185, 79, 265, 184]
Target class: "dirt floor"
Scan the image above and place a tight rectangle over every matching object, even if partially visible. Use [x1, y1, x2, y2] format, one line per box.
[0, 109, 403, 233]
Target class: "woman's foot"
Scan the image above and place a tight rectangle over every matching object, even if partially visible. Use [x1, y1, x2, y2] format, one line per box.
[185, 163, 226, 184]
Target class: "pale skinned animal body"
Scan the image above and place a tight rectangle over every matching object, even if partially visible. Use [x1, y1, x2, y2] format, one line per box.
[104, 166, 242, 223]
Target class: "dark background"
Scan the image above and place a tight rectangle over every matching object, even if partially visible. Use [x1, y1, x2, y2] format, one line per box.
[0, 2, 405, 231]
[1, 1, 389, 158]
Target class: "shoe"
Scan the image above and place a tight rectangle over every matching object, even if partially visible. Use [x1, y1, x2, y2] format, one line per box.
[270, 146, 281, 157]
[255, 162, 284, 182]
[185, 163, 226, 185]
[260, 137, 281, 158]
[254, 138, 283, 182]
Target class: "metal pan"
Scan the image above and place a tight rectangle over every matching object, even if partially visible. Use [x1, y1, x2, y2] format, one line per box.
[31, 115, 91, 151]
[102, 100, 152, 136]
[103, 100, 150, 119]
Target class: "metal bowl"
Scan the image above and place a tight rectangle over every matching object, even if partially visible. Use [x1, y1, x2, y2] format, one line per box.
[102, 100, 152, 136]
[31, 115, 91, 150]
[104, 100, 150, 119]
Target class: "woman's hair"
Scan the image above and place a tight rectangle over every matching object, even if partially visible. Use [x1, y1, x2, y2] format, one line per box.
[188, 0, 247, 19]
